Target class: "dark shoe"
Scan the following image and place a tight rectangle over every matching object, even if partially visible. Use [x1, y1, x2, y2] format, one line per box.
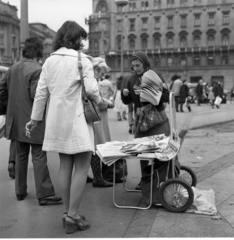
[128, 127, 132, 134]
[92, 179, 113, 188]
[176, 110, 179, 112]
[135, 181, 142, 190]
[87, 175, 93, 183]
[63, 212, 85, 228]
[16, 192, 28, 201]
[8, 162, 15, 179]
[118, 118, 122, 121]
[180, 110, 184, 112]
[38, 195, 62, 206]
[65, 215, 90, 234]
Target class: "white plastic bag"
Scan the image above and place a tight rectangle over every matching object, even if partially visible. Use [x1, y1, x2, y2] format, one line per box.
[186, 187, 217, 215]
[214, 96, 222, 106]
[0, 115, 6, 139]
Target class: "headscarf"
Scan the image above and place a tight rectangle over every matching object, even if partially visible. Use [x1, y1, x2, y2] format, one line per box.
[130, 51, 150, 71]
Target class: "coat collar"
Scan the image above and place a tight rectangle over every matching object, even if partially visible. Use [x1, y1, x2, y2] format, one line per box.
[51, 47, 93, 61]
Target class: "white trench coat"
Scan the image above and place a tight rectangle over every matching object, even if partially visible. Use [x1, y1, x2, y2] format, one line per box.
[31, 48, 102, 154]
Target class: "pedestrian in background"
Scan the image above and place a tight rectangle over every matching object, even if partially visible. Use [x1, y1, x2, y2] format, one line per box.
[179, 80, 191, 112]
[0, 37, 62, 205]
[171, 75, 182, 112]
[91, 57, 114, 188]
[25, 21, 107, 234]
[98, 73, 115, 101]
[196, 79, 203, 106]
[121, 74, 135, 134]
[114, 76, 128, 121]
[213, 82, 223, 108]
[208, 83, 215, 108]
[230, 87, 234, 104]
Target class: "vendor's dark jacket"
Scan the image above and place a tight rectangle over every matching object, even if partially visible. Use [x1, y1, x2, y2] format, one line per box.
[0, 58, 45, 144]
[121, 72, 169, 111]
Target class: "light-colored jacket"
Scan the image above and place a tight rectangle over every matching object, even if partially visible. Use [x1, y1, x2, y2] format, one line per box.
[172, 79, 182, 96]
[31, 47, 102, 154]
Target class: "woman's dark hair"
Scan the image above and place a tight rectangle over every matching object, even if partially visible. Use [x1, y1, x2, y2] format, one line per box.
[22, 37, 43, 59]
[53, 21, 87, 51]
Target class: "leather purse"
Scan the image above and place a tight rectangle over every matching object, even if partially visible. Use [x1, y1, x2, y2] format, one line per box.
[78, 51, 101, 123]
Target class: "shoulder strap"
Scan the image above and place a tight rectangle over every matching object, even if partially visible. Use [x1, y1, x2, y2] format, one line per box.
[77, 51, 87, 99]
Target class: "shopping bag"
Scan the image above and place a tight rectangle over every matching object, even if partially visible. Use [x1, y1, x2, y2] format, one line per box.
[214, 96, 222, 106]
[0, 115, 6, 139]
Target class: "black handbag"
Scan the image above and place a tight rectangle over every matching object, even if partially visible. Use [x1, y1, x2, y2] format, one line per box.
[77, 51, 101, 123]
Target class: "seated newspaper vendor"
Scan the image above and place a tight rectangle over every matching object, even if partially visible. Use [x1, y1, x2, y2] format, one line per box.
[121, 51, 180, 190]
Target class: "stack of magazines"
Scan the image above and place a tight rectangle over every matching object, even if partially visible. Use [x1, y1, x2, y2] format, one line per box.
[139, 70, 163, 106]
[96, 134, 180, 166]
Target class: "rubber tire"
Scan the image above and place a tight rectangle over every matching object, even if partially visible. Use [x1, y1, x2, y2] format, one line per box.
[159, 178, 194, 213]
[180, 165, 197, 187]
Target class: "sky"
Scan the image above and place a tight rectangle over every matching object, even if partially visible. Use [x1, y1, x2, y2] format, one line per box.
[3, 0, 93, 32]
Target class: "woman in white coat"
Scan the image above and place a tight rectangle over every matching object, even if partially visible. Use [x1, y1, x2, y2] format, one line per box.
[25, 21, 113, 234]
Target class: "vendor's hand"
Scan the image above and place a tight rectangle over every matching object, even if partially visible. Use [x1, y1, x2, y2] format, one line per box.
[107, 100, 114, 109]
[25, 119, 38, 138]
[123, 88, 129, 96]
[134, 89, 141, 95]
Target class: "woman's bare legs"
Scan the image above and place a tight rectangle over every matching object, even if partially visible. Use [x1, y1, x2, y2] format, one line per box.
[58, 153, 74, 214]
[68, 151, 92, 219]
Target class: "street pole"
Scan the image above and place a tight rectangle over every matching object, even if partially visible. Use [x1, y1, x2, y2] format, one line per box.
[115, 0, 129, 76]
[20, 0, 29, 59]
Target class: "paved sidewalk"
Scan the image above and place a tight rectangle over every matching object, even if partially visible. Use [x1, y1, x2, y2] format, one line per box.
[125, 103, 234, 238]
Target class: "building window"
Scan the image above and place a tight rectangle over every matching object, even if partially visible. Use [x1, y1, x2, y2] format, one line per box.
[142, 18, 148, 30]
[208, 13, 215, 26]
[155, 17, 160, 29]
[117, 6, 122, 13]
[222, 34, 229, 46]
[141, 1, 145, 10]
[99, 3, 107, 13]
[194, 36, 200, 47]
[154, 0, 161, 9]
[194, 0, 202, 5]
[167, 37, 173, 48]
[180, 0, 188, 7]
[0, 34, 4, 45]
[180, 37, 187, 48]
[154, 38, 161, 49]
[222, 12, 229, 25]
[117, 20, 121, 32]
[142, 38, 148, 49]
[94, 40, 99, 51]
[208, 35, 214, 46]
[167, 57, 173, 66]
[207, 56, 214, 65]
[168, 16, 173, 29]
[12, 36, 16, 47]
[222, 55, 228, 65]
[145, 1, 149, 10]
[181, 15, 187, 28]
[208, 0, 216, 4]
[129, 39, 135, 50]
[155, 57, 160, 66]
[129, 3, 133, 11]
[194, 57, 200, 66]
[129, 19, 135, 31]
[180, 57, 186, 66]
[167, 0, 174, 8]
[116, 37, 121, 51]
[194, 14, 201, 27]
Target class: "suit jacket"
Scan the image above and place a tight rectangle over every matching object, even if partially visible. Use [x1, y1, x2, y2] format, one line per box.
[0, 58, 45, 143]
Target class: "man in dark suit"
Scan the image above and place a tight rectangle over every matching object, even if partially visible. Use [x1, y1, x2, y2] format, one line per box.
[0, 37, 62, 205]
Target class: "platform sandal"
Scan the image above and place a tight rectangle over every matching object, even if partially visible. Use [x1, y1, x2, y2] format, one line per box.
[65, 215, 90, 234]
[62, 212, 86, 228]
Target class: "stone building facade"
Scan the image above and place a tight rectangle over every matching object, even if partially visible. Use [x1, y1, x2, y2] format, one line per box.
[0, 1, 56, 67]
[88, 0, 234, 91]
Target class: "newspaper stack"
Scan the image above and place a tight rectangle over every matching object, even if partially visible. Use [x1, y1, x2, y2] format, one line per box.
[96, 134, 181, 166]
[139, 70, 163, 106]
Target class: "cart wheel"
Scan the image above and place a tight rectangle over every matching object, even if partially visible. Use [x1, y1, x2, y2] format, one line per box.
[159, 179, 194, 213]
[180, 165, 197, 187]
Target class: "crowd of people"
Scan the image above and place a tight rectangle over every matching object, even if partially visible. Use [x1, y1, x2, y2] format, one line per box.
[0, 19, 231, 235]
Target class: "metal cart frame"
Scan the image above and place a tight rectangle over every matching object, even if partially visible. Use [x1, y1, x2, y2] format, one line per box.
[112, 92, 178, 210]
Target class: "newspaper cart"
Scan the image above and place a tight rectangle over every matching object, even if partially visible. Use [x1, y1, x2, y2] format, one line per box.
[97, 92, 197, 212]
